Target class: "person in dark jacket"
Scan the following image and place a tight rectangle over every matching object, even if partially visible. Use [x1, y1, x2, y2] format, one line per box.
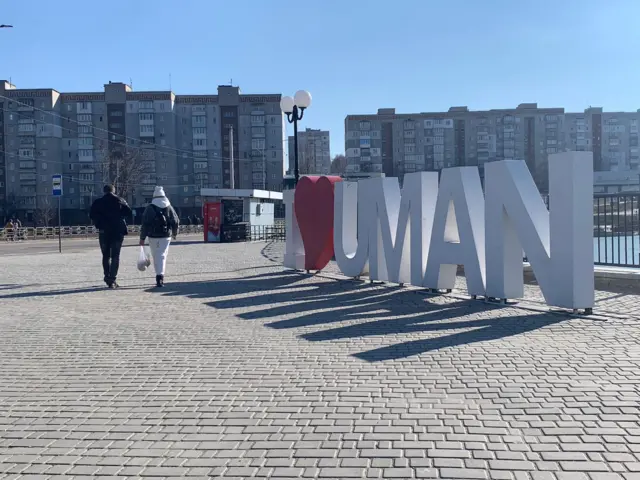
[139, 186, 180, 288]
[90, 185, 132, 288]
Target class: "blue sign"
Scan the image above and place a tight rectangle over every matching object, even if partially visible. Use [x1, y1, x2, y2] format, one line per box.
[52, 174, 63, 196]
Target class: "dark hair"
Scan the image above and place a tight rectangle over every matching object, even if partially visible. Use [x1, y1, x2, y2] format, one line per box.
[103, 184, 115, 194]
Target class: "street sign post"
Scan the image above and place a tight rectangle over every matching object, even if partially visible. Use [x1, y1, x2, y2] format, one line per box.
[52, 175, 63, 253]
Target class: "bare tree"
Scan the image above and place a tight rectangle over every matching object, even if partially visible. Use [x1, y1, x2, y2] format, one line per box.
[96, 145, 145, 203]
[34, 196, 56, 227]
[330, 154, 347, 175]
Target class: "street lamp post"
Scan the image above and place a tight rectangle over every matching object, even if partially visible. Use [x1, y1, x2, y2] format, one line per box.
[280, 90, 312, 185]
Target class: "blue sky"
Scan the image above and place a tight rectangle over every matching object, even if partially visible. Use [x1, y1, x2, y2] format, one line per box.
[2, 0, 640, 161]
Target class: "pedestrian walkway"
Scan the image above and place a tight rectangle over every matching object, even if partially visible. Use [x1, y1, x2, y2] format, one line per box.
[1, 241, 640, 479]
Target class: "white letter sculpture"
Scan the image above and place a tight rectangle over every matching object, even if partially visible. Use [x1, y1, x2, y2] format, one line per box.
[333, 181, 370, 277]
[485, 154, 594, 309]
[283, 189, 305, 270]
[423, 167, 486, 296]
[365, 173, 439, 285]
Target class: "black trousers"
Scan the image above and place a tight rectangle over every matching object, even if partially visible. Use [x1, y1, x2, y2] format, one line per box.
[99, 233, 124, 282]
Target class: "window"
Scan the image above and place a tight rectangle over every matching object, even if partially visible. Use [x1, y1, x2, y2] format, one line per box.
[42, 162, 47, 170]
[77, 114, 91, 122]
[78, 125, 92, 134]
[110, 123, 123, 129]
[110, 110, 123, 117]
[67, 105, 72, 111]
[140, 101, 153, 109]
[140, 125, 154, 133]
[18, 149, 33, 158]
[359, 121, 371, 131]
[194, 139, 206, 147]
[79, 149, 93, 157]
[139, 113, 153, 121]
[193, 127, 206, 135]
[223, 111, 235, 118]
[18, 124, 35, 133]
[78, 138, 93, 147]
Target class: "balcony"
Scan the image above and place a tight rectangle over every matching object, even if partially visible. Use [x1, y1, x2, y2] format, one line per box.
[251, 127, 266, 138]
[18, 103, 34, 112]
[138, 102, 154, 112]
[77, 102, 92, 114]
[251, 116, 265, 127]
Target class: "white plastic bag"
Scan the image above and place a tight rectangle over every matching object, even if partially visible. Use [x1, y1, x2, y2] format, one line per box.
[137, 246, 151, 272]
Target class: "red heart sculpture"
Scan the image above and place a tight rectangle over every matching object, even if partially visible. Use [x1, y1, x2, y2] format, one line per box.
[294, 176, 343, 271]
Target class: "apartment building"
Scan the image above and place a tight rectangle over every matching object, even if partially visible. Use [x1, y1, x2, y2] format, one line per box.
[345, 104, 640, 193]
[287, 128, 331, 175]
[0, 81, 286, 224]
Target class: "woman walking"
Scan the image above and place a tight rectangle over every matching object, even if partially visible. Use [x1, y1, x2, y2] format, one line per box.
[139, 186, 180, 287]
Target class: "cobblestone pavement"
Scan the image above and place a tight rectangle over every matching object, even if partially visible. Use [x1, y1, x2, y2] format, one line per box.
[1, 241, 640, 480]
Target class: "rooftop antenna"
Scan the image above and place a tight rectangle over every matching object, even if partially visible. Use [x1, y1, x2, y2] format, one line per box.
[230, 78, 233, 85]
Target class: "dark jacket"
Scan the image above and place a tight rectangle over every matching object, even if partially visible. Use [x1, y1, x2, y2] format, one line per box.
[139, 201, 180, 240]
[90, 193, 132, 237]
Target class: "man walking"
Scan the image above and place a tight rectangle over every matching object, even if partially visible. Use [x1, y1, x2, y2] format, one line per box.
[90, 185, 132, 288]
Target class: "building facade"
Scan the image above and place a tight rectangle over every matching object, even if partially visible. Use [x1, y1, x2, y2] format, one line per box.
[0, 81, 286, 224]
[288, 128, 331, 175]
[345, 104, 640, 193]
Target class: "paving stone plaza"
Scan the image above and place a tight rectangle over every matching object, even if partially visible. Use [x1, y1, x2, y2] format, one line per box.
[1, 240, 640, 479]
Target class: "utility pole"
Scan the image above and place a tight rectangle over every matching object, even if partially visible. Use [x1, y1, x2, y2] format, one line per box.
[229, 126, 235, 189]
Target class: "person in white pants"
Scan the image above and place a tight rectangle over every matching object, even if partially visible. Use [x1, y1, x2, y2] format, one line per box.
[139, 186, 180, 287]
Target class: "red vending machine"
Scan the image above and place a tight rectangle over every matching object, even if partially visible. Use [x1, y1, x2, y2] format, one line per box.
[203, 201, 222, 243]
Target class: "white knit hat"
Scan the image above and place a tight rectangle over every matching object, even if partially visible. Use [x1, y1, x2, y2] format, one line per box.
[153, 186, 166, 198]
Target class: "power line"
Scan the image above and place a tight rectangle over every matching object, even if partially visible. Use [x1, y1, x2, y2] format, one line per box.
[0, 94, 283, 163]
[0, 106, 246, 164]
[0, 147, 208, 183]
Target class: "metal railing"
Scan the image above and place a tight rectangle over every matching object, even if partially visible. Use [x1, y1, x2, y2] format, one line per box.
[0, 225, 204, 241]
[594, 193, 640, 267]
[220, 224, 286, 243]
